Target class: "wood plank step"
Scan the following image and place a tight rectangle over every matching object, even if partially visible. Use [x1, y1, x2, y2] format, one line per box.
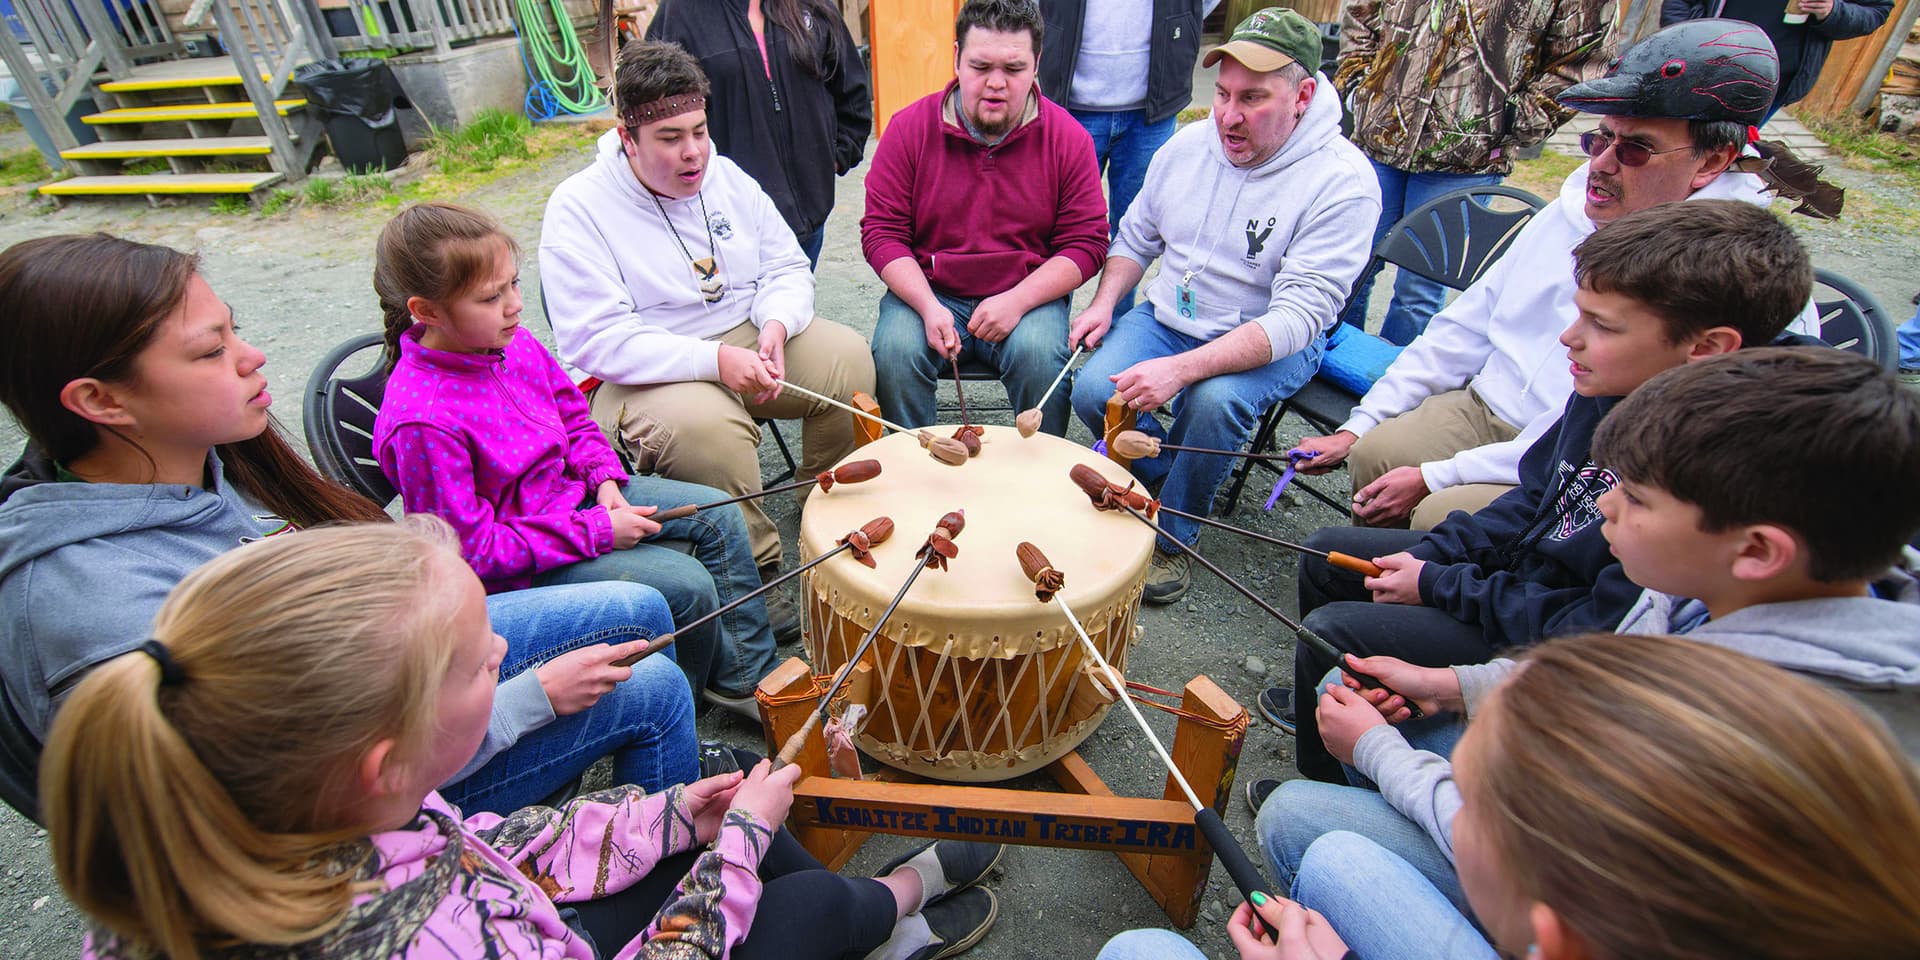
[83, 99, 306, 124]
[61, 136, 275, 160]
[97, 59, 274, 92]
[40, 172, 285, 196]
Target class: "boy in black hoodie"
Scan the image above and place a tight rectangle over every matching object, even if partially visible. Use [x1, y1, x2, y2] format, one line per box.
[1277, 199, 1818, 782]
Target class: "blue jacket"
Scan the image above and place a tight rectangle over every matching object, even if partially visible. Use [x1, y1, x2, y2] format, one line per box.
[1660, 0, 1894, 106]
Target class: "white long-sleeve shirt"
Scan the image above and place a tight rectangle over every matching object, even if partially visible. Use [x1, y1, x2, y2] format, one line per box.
[540, 130, 814, 386]
[1341, 158, 1818, 493]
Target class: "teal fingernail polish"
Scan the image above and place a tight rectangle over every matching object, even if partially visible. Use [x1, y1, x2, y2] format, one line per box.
[1249, 891, 1269, 906]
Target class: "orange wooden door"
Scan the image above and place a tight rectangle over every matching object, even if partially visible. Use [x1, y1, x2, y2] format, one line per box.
[868, 0, 964, 137]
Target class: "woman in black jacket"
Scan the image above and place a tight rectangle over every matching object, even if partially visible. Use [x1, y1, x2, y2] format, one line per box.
[1660, 0, 1893, 121]
[648, 0, 871, 269]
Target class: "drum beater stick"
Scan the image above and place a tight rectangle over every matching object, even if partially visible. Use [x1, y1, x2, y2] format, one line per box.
[1015, 344, 1084, 438]
[773, 379, 971, 465]
[1145, 503, 1384, 578]
[774, 510, 966, 766]
[1015, 541, 1278, 938]
[612, 517, 895, 668]
[651, 460, 882, 522]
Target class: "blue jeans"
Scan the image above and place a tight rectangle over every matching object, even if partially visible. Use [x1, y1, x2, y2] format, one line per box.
[533, 475, 776, 698]
[870, 290, 1072, 434]
[1339, 161, 1503, 346]
[1071, 108, 1176, 317]
[1298, 832, 1495, 960]
[1070, 303, 1325, 549]
[796, 219, 827, 271]
[1310, 665, 1470, 788]
[1257, 778, 1473, 918]
[447, 582, 700, 814]
[1096, 929, 1205, 960]
[1898, 302, 1920, 370]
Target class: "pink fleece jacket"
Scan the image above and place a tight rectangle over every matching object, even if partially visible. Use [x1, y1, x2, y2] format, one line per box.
[860, 82, 1109, 298]
[83, 786, 774, 960]
[375, 325, 630, 592]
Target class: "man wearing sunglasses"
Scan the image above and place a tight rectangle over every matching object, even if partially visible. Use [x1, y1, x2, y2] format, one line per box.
[1288, 19, 1818, 534]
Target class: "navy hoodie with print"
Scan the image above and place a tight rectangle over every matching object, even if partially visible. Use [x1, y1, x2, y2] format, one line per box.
[1407, 334, 1826, 648]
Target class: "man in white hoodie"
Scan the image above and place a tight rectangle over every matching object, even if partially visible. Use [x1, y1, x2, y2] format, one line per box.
[540, 41, 877, 595]
[1067, 8, 1380, 603]
[1293, 21, 1815, 531]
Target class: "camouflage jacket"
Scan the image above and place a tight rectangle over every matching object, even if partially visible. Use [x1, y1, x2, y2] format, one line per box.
[1336, 0, 1617, 174]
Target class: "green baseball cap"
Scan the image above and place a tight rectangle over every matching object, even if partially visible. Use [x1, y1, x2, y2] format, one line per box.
[1202, 7, 1322, 76]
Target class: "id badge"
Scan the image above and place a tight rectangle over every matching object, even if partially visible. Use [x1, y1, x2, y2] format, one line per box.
[1176, 283, 1197, 319]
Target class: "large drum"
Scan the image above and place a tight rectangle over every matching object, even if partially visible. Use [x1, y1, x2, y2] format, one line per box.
[797, 425, 1156, 782]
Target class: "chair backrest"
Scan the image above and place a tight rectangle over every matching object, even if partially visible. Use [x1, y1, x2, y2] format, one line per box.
[1810, 268, 1898, 370]
[1372, 185, 1548, 293]
[301, 333, 397, 506]
[0, 681, 43, 824]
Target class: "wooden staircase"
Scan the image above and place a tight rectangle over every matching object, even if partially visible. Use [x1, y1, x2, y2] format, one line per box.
[41, 59, 319, 200]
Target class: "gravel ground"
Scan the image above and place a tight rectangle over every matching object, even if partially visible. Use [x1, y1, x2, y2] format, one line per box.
[0, 115, 1914, 960]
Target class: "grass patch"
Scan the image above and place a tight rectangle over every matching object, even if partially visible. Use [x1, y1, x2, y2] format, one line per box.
[259, 186, 296, 215]
[425, 108, 535, 176]
[124, 157, 169, 176]
[1505, 150, 1583, 201]
[211, 195, 250, 214]
[0, 147, 50, 186]
[1791, 109, 1920, 191]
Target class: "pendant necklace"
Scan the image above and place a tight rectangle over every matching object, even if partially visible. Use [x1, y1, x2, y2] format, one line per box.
[649, 188, 724, 303]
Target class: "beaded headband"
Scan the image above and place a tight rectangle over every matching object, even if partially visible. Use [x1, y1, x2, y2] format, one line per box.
[621, 93, 707, 128]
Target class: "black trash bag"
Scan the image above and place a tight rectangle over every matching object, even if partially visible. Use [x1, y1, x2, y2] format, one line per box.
[293, 59, 411, 129]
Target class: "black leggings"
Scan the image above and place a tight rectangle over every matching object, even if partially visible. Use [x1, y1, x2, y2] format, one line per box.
[568, 816, 898, 960]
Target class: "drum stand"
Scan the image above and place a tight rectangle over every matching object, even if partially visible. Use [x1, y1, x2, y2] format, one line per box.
[754, 656, 1250, 929]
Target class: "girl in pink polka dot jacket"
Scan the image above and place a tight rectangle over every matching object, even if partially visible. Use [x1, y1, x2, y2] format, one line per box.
[371, 201, 777, 714]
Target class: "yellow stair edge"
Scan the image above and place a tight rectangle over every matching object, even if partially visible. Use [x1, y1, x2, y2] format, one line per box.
[83, 99, 307, 124]
[99, 72, 271, 93]
[61, 137, 275, 160]
[40, 172, 285, 196]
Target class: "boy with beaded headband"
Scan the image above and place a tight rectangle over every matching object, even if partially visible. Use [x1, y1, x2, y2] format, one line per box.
[540, 41, 877, 612]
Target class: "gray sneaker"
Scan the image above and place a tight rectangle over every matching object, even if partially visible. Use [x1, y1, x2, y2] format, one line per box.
[1900, 367, 1920, 390]
[1143, 551, 1191, 605]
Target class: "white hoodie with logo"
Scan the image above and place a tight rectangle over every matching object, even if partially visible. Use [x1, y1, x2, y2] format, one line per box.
[1339, 158, 1819, 494]
[539, 130, 814, 386]
[1112, 73, 1381, 362]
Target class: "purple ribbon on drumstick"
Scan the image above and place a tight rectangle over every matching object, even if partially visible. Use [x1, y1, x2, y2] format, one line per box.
[1264, 449, 1315, 512]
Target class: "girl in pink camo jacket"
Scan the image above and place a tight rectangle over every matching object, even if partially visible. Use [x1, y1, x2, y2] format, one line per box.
[40, 519, 938, 960]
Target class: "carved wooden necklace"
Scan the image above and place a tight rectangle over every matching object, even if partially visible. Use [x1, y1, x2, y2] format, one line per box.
[649, 188, 724, 303]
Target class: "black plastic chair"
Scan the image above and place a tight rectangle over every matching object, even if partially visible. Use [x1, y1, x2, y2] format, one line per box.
[303, 333, 396, 504]
[937, 355, 1014, 414]
[1221, 185, 1548, 515]
[1810, 268, 1897, 370]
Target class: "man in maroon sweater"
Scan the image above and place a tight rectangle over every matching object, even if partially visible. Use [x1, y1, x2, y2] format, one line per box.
[862, 0, 1109, 436]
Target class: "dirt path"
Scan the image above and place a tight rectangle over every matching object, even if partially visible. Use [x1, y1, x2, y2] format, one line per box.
[0, 126, 1914, 960]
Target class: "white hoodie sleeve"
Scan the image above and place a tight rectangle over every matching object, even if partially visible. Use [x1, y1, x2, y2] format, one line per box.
[1253, 189, 1378, 360]
[540, 191, 725, 386]
[1338, 247, 1512, 437]
[1419, 397, 1563, 491]
[749, 185, 816, 338]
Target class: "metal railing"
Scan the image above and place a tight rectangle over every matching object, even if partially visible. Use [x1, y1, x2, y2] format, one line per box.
[330, 0, 594, 55]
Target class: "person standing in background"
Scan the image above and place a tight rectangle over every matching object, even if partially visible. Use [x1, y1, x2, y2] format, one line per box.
[1037, 1, 1223, 316]
[1336, 0, 1614, 345]
[1661, 0, 1891, 124]
[649, 0, 872, 269]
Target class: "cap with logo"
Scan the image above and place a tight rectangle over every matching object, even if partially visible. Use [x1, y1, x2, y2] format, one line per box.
[1202, 7, 1322, 76]
[1556, 19, 1780, 126]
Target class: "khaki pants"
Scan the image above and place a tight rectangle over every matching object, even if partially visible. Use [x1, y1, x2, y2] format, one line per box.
[591, 318, 877, 568]
[1349, 387, 1519, 530]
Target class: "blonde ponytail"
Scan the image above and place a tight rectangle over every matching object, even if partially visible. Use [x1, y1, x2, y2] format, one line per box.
[43, 517, 470, 958]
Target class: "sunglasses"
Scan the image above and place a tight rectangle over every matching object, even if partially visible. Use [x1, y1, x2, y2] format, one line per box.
[1578, 130, 1692, 167]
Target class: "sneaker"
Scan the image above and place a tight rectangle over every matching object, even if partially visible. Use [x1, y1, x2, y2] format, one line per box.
[1900, 367, 1920, 389]
[702, 687, 760, 720]
[877, 839, 1004, 907]
[1244, 777, 1281, 816]
[1142, 551, 1191, 605]
[904, 887, 999, 960]
[1257, 686, 1295, 735]
[697, 741, 745, 778]
[758, 563, 804, 645]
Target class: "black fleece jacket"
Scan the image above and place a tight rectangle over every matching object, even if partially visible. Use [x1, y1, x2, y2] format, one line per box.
[647, 0, 871, 238]
[1660, 0, 1893, 107]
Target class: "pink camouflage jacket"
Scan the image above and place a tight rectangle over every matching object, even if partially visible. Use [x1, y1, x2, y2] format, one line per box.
[375, 324, 631, 592]
[84, 785, 773, 959]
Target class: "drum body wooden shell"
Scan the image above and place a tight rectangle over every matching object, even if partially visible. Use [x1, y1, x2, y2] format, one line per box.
[798, 426, 1155, 782]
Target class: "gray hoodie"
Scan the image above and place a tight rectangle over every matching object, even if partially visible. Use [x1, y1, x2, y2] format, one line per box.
[1354, 549, 1920, 865]
[1112, 73, 1380, 362]
[0, 446, 548, 780]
